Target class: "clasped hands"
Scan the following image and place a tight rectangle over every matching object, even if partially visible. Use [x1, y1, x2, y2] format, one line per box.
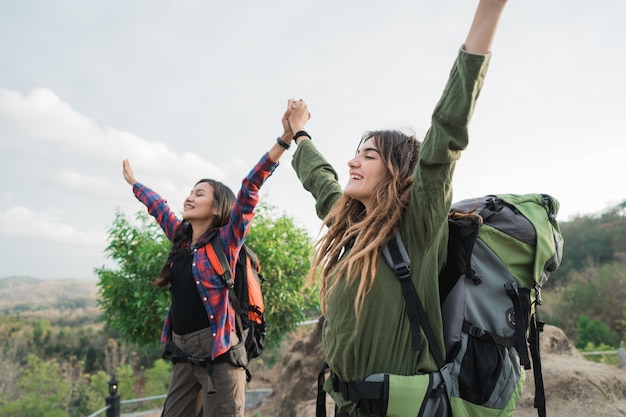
[281, 98, 311, 144]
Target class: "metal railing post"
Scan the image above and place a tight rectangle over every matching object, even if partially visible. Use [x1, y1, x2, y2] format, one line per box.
[105, 377, 120, 417]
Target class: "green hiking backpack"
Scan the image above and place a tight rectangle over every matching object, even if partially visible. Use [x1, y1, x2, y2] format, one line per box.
[383, 193, 563, 417]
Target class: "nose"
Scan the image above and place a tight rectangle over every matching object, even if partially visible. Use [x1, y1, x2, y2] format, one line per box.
[347, 156, 359, 168]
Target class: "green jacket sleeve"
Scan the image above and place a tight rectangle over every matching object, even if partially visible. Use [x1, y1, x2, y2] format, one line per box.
[292, 140, 343, 221]
[404, 49, 492, 252]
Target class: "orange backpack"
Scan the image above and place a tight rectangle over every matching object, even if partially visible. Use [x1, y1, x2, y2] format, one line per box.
[206, 238, 267, 369]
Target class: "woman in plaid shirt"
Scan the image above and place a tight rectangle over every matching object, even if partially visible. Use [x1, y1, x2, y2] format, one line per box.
[122, 105, 299, 417]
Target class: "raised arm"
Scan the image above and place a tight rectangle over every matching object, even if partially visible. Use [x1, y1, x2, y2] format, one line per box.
[463, 0, 508, 54]
[268, 102, 294, 162]
[122, 159, 181, 241]
[287, 99, 343, 221]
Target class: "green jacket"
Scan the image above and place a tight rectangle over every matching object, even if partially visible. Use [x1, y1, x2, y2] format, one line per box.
[292, 49, 491, 413]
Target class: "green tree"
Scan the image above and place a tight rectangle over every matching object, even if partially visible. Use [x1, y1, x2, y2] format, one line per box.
[142, 359, 171, 397]
[77, 370, 113, 416]
[550, 208, 626, 286]
[550, 262, 626, 346]
[0, 354, 73, 417]
[115, 363, 137, 399]
[75, 364, 137, 417]
[96, 202, 318, 352]
[591, 262, 626, 341]
[576, 315, 616, 349]
[32, 319, 51, 347]
[96, 210, 171, 348]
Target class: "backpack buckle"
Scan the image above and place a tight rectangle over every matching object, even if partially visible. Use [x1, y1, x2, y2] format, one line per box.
[187, 356, 208, 367]
[467, 325, 485, 338]
[504, 281, 518, 297]
[536, 320, 545, 332]
[535, 284, 543, 305]
[394, 263, 410, 280]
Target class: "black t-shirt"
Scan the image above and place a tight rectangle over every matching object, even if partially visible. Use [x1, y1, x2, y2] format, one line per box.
[170, 251, 210, 335]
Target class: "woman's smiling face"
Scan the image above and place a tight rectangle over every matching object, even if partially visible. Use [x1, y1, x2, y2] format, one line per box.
[182, 182, 218, 222]
[344, 138, 388, 210]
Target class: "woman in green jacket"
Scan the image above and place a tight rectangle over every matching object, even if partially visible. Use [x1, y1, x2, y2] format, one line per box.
[281, 1, 509, 416]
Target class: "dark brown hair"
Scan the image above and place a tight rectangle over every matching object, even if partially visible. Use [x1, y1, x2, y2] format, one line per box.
[153, 179, 236, 288]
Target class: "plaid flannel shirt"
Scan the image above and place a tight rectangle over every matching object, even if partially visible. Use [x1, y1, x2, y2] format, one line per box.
[132, 153, 277, 359]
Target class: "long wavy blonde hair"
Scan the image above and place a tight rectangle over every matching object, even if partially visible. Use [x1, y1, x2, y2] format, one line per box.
[305, 130, 421, 318]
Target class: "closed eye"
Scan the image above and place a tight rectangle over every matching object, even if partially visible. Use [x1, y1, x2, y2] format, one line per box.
[357, 146, 381, 159]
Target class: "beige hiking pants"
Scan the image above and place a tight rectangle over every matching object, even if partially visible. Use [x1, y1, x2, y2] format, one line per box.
[161, 327, 246, 417]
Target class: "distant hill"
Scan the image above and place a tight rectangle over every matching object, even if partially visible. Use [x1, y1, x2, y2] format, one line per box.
[0, 276, 99, 323]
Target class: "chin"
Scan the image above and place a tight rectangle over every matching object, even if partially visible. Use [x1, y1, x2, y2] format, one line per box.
[344, 188, 359, 200]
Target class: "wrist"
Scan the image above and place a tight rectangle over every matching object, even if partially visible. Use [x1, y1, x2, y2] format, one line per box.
[276, 136, 291, 150]
[280, 132, 292, 144]
[293, 130, 311, 144]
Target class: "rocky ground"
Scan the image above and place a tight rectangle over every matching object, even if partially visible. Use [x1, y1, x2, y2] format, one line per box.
[246, 322, 626, 417]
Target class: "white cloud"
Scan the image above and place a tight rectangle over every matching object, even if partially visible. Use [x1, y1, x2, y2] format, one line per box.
[0, 88, 99, 145]
[55, 170, 117, 197]
[0, 206, 106, 246]
[0, 87, 228, 186]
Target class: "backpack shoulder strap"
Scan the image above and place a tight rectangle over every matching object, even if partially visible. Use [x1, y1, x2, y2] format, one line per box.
[382, 230, 445, 368]
[205, 236, 245, 318]
[529, 318, 546, 417]
[205, 235, 233, 287]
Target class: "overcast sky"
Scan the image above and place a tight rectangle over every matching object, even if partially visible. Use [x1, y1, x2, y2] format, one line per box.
[1, 0, 625, 281]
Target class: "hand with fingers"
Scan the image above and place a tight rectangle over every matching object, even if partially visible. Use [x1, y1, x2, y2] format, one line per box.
[288, 99, 311, 141]
[122, 159, 138, 186]
[281, 101, 293, 140]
